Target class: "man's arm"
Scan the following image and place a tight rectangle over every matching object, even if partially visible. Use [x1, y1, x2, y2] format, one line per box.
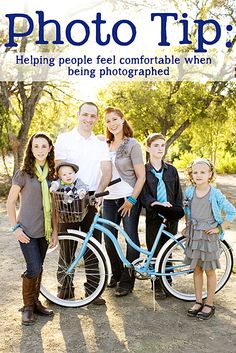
[96, 160, 112, 193]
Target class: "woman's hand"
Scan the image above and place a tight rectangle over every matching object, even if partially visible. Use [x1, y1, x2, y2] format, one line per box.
[14, 227, 30, 244]
[49, 230, 58, 248]
[118, 199, 133, 217]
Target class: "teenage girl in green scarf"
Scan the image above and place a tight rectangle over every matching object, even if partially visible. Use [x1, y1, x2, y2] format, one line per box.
[7, 132, 57, 325]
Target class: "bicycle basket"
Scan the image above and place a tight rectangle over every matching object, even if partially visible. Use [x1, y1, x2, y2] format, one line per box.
[52, 192, 89, 223]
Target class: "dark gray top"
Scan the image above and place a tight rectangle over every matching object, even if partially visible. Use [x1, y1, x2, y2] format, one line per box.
[13, 170, 45, 238]
[191, 190, 214, 222]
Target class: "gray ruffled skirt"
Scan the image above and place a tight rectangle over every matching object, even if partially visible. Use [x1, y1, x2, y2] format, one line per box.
[183, 219, 221, 270]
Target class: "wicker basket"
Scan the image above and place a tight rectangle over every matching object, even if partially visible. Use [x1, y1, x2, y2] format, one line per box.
[52, 192, 89, 223]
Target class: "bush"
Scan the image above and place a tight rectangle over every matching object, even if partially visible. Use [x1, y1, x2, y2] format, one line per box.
[172, 152, 199, 171]
[173, 151, 236, 174]
[215, 152, 236, 174]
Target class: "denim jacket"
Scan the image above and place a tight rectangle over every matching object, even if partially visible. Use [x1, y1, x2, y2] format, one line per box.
[184, 186, 236, 239]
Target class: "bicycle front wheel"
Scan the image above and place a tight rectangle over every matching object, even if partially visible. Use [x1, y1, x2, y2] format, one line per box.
[41, 233, 108, 307]
[159, 236, 233, 301]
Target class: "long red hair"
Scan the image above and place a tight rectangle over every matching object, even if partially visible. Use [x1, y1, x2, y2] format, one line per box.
[104, 107, 133, 142]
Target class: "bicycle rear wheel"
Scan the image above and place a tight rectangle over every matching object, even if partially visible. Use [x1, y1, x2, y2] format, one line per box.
[158, 235, 233, 301]
[40, 233, 108, 307]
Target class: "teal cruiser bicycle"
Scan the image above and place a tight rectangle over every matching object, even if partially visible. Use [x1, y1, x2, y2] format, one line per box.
[41, 182, 234, 307]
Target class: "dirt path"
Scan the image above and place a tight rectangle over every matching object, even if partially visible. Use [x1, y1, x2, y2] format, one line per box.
[0, 176, 236, 353]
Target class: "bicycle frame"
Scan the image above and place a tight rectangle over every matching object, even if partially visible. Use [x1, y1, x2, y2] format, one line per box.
[67, 213, 188, 277]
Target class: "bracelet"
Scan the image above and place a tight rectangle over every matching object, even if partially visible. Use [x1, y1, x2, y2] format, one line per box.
[11, 223, 21, 232]
[127, 196, 137, 205]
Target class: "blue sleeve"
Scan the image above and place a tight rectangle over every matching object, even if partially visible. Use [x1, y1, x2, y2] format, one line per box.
[216, 189, 236, 222]
[183, 187, 191, 218]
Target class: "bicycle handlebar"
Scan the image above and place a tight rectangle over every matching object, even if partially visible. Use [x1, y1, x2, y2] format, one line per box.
[107, 178, 121, 186]
[93, 178, 121, 200]
[94, 191, 109, 198]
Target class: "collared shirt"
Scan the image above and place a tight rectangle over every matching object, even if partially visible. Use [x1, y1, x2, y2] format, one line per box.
[184, 185, 236, 239]
[55, 128, 110, 191]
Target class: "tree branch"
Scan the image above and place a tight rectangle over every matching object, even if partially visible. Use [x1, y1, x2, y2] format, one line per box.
[166, 119, 191, 148]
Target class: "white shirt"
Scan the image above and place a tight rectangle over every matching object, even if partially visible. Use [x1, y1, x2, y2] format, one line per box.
[104, 152, 133, 200]
[55, 128, 110, 191]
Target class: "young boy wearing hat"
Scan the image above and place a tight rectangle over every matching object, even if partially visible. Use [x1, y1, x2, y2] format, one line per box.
[50, 161, 88, 199]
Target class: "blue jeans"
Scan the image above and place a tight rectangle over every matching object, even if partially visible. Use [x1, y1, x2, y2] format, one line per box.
[103, 198, 141, 290]
[19, 237, 48, 278]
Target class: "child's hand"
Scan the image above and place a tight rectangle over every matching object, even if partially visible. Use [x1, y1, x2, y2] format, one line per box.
[78, 188, 87, 199]
[181, 227, 187, 236]
[50, 185, 57, 193]
[151, 201, 172, 208]
[161, 201, 172, 208]
[205, 227, 219, 235]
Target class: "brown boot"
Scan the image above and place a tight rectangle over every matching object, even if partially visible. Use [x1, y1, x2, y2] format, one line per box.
[34, 270, 53, 316]
[22, 274, 37, 325]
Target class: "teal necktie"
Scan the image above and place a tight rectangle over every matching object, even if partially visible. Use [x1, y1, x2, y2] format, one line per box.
[151, 168, 167, 203]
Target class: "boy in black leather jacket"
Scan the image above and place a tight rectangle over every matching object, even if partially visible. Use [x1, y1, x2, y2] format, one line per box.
[141, 133, 184, 299]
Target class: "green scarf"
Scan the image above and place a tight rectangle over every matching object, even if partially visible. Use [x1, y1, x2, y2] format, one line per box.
[35, 161, 52, 242]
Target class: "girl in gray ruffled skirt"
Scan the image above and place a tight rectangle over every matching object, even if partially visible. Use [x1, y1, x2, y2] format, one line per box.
[182, 158, 236, 320]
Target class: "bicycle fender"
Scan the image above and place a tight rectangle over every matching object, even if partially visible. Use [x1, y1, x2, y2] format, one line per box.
[67, 229, 112, 282]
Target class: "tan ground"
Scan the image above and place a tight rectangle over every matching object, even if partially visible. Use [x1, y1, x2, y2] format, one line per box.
[0, 175, 236, 353]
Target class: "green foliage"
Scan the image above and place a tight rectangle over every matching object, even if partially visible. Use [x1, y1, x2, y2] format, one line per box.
[30, 92, 78, 143]
[98, 81, 227, 138]
[98, 80, 236, 173]
[215, 152, 236, 174]
[173, 151, 236, 174]
[173, 151, 199, 170]
[0, 104, 9, 154]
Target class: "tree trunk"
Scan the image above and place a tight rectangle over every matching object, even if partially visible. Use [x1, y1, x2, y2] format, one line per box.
[166, 119, 191, 149]
[12, 82, 46, 173]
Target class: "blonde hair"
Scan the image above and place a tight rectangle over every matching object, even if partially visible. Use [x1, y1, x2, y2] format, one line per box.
[186, 158, 215, 185]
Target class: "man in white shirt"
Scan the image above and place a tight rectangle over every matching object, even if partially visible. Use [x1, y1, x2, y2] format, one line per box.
[55, 102, 112, 305]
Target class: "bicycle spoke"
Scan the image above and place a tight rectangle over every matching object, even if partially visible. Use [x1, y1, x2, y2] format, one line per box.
[40, 233, 108, 307]
[159, 236, 233, 301]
